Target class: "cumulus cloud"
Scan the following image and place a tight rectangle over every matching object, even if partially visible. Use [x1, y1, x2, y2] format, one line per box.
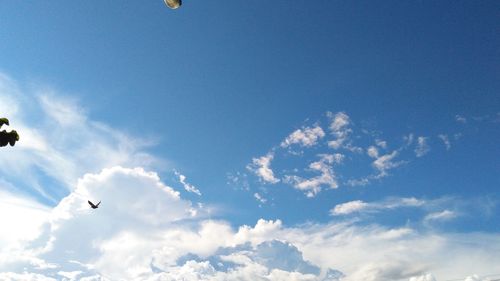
[2, 193, 500, 281]
[0, 167, 198, 279]
[280, 125, 325, 148]
[284, 154, 343, 197]
[248, 153, 280, 184]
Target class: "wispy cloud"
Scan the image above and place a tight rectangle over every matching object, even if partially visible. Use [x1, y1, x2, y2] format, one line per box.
[330, 197, 425, 216]
[438, 134, 451, 150]
[424, 210, 457, 223]
[254, 192, 267, 205]
[415, 136, 430, 157]
[175, 170, 202, 196]
[455, 114, 467, 123]
[330, 200, 369, 215]
[371, 150, 404, 177]
[0, 74, 160, 202]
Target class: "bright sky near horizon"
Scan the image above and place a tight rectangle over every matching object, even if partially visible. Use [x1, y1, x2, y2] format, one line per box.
[0, 1, 499, 281]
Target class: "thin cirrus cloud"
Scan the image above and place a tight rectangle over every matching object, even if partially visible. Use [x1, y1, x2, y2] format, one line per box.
[424, 210, 457, 223]
[0, 73, 161, 202]
[330, 197, 425, 216]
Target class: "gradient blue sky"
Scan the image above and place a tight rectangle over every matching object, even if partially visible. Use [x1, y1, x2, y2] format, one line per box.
[0, 1, 499, 280]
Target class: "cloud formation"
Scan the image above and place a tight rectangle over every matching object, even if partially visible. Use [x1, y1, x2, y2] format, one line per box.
[0, 74, 159, 202]
[330, 197, 426, 216]
[280, 125, 325, 148]
[284, 154, 343, 197]
[175, 171, 202, 196]
[248, 153, 280, 184]
[415, 137, 430, 157]
[1, 73, 498, 281]
[3, 190, 500, 281]
[242, 111, 462, 197]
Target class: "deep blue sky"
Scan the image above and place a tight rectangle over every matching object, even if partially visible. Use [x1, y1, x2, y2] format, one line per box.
[0, 0, 498, 228]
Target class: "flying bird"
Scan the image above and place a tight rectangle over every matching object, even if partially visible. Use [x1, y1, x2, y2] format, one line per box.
[88, 200, 101, 209]
[164, 0, 181, 9]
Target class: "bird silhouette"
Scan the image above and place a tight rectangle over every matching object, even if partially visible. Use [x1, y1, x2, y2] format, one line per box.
[88, 200, 101, 209]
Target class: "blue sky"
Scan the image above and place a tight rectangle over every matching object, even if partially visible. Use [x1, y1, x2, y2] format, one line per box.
[0, 1, 499, 280]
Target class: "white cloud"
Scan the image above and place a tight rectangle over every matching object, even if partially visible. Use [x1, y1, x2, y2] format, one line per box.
[455, 115, 467, 123]
[371, 150, 403, 177]
[284, 154, 343, 197]
[367, 146, 379, 158]
[415, 137, 430, 157]
[2, 193, 500, 281]
[248, 153, 280, 184]
[328, 112, 350, 132]
[345, 178, 370, 187]
[245, 111, 463, 196]
[330, 200, 368, 215]
[330, 197, 425, 216]
[175, 171, 202, 196]
[327, 112, 352, 150]
[0, 272, 58, 281]
[0, 190, 50, 249]
[376, 139, 388, 149]
[424, 210, 457, 223]
[254, 192, 268, 204]
[438, 134, 451, 150]
[0, 74, 160, 202]
[280, 125, 325, 148]
[37, 94, 87, 127]
[404, 133, 415, 147]
[409, 273, 437, 281]
[0, 166, 199, 279]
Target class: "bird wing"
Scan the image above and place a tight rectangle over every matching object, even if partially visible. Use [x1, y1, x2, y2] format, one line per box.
[96, 201, 101, 207]
[88, 200, 96, 208]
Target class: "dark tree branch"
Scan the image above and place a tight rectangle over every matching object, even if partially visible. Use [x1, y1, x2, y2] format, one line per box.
[0, 118, 19, 147]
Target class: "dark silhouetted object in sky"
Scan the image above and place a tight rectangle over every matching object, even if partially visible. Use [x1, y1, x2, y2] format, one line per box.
[88, 200, 101, 209]
[0, 118, 19, 147]
[164, 0, 181, 9]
